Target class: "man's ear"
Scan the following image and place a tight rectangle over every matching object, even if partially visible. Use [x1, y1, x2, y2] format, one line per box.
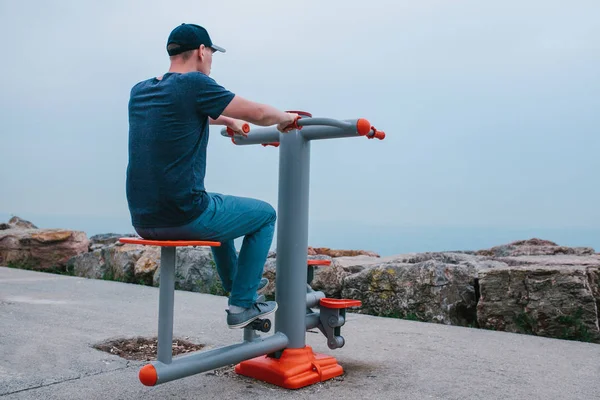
[198, 44, 206, 60]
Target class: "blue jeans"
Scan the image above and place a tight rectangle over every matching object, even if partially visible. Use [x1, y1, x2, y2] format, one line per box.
[134, 192, 276, 308]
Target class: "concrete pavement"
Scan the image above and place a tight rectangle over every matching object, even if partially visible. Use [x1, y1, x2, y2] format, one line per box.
[1, 266, 599, 400]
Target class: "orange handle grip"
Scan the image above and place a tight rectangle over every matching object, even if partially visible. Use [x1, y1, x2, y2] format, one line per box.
[371, 129, 385, 140]
[357, 119, 385, 140]
[226, 123, 250, 136]
[365, 125, 385, 140]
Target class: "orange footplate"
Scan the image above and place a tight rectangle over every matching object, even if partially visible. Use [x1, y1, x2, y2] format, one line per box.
[307, 259, 331, 266]
[320, 298, 362, 309]
[235, 346, 343, 389]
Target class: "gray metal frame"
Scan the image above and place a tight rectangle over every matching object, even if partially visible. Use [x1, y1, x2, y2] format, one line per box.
[157, 247, 176, 364]
[142, 114, 383, 385]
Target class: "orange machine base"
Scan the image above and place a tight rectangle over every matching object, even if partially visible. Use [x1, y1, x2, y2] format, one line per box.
[234, 346, 343, 389]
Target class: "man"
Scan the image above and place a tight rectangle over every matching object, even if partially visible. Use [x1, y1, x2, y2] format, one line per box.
[126, 23, 298, 329]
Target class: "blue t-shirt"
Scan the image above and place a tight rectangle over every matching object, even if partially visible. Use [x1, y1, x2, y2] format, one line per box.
[126, 72, 235, 228]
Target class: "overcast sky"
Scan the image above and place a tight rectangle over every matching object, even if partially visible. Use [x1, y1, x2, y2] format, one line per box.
[1, 1, 598, 251]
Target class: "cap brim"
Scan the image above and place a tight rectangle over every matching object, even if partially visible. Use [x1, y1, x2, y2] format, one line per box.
[211, 44, 226, 53]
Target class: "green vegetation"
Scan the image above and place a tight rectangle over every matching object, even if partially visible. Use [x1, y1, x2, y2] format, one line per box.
[378, 309, 421, 321]
[557, 308, 593, 343]
[512, 308, 594, 343]
[208, 259, 227, 296]
[7, 260, 73, 276]
[514, 311, 535, 334]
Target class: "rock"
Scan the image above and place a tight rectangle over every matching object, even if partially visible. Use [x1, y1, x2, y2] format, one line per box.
[153, 247, 225, 295]
[477, 238, 594, 257]
[311, 261, 349, 298]
[0, 227, 89, 271]
[477, 263, 600, 343]
[342, 257, 478, 326]
[588, 267, 600, 315]
[270, 248, 379, 257]
[306, 255, 373, 298]
[134, 247, 160, 285]
[331, 255, 387, 271]
[8, 216, 38, 229]
[491, 254, 600, 267]
[68, 242, 157, 284]
[392, 252, 482, 265]
[89, 233, 136, 251]
[103, 244, 145, 282]
[261, 258, 277, 297]
[68, 243, 146, 282]
[308, 246, 380, 258]
[68, 249, 107, 280]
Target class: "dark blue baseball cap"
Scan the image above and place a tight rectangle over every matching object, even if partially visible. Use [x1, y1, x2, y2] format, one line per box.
[166, 23, 226, 56]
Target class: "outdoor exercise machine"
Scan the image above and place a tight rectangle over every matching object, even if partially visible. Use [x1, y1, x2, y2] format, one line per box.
[119, 112, 385, 389]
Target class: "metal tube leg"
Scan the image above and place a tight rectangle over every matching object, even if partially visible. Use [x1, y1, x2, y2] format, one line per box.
[158, 246, 176, 364]
[275, 129, 311, 348]
[151, 333, 289, 385]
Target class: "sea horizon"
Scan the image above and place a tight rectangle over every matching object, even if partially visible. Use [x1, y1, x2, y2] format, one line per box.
[2, 212, 598, 257]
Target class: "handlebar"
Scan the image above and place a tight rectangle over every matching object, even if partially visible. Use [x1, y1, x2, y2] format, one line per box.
[219, 115, 385, 146]
[296, 117, 385, 140]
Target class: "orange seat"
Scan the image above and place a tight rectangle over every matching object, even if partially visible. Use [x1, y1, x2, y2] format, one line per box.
[307, 259, 331, 266]
[119, 237, 221, 247]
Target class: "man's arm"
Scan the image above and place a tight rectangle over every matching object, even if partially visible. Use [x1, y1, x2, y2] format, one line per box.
[221, 95, 297, 132]
[209, 115, 248, 136]
[209, 115, 236, 126]
[192, 72, 297, 132]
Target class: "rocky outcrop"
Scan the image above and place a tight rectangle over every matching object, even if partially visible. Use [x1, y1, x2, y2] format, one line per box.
[342, 258, 478, 325]
[67, 241, 223, 294]
[476, 238, 595, 257]
[477, 264, 600, 342]
[0, 217, 89, 271]
[475, 251, 600, 342]
[471, 240, 600, 342]
[67, 243, 146, 282]
[0, 216, 39, 230]
[63, 236, 600, 344]
[5, 218, 599, 345]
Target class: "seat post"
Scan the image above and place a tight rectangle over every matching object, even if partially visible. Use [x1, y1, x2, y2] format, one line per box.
[157, 246, 176, 364]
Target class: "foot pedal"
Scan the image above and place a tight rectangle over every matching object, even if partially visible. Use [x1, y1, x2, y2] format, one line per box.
[317, 298, 362, 349]
[250, 318, 271, 333]
[320, 298, 361, 309]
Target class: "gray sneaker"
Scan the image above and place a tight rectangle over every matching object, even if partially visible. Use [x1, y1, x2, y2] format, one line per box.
[226, 301, 278, 329]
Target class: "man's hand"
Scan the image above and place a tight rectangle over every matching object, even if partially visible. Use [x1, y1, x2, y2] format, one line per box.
[277, 112, 299, 133]
[226, 118, 249, 137]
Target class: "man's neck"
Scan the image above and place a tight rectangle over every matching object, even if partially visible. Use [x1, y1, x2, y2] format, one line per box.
[168, 62, 196, 74]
